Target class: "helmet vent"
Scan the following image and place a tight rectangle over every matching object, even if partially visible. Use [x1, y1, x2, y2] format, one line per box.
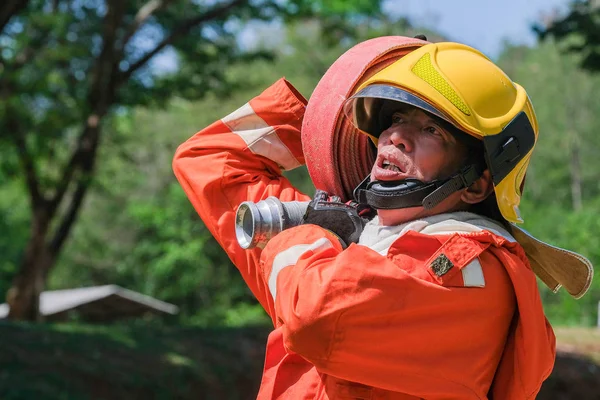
[411, 53, 471, 116]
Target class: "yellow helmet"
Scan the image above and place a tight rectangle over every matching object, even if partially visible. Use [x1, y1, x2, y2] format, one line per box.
[343, 42, 538, 223]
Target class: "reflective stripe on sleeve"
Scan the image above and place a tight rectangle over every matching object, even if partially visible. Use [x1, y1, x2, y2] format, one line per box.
[268, 238, 334, 300]
[462, 258, 486, 287]
[222, 103, 301, 170]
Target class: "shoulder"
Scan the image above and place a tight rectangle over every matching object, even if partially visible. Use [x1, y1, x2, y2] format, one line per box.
[387, 229, 517, 295]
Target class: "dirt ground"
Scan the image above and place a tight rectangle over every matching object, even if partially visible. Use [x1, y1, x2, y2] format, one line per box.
[539, 350, 600, 399]
[538, 327, 600, 400]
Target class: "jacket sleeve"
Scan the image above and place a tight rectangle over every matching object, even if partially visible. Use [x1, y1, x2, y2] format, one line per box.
[260, 225, 518, 399]
[172, 78, 311, 323]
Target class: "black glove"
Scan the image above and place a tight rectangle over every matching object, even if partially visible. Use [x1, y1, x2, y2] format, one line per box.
[302, 190, 372, 248]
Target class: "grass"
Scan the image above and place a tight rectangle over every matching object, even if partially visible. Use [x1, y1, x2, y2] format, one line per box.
[0, 321, 269, 400]
[0, 322, 598, 399]
[553, 326, 600, 363]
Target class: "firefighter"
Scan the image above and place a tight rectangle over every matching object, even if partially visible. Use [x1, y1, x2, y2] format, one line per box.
[173, 39, 589, 399]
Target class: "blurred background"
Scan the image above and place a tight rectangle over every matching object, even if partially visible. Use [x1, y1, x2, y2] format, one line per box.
[0, 0, 599, 398]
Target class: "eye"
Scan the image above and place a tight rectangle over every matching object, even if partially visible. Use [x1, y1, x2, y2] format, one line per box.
[391, 112, 404, 124]
[425, 126, 442, 136]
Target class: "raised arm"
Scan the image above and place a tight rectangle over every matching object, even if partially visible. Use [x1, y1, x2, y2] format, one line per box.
[173, 78, 311, 322]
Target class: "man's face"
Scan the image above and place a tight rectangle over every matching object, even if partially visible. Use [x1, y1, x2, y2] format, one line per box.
[371, 104, 469, 225]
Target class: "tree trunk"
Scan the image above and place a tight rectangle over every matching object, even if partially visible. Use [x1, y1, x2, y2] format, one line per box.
[6, 122, 102, 321]
[6, 208, 53, 321]
[3, 0, 234, 321]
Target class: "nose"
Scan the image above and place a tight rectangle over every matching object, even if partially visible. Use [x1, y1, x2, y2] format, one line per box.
[382, 123, 415, 153]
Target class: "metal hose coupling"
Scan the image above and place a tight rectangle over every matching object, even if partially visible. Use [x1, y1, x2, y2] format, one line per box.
[235, 197, 309, 249]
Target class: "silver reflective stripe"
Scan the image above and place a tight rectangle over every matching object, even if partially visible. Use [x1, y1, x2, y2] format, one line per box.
[222, 102, 301, 170]
[268, 238, 334, 300]
[462, 258, 485, 287]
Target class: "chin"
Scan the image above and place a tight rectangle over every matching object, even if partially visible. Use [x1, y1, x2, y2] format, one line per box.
[377, 208, 424, 226]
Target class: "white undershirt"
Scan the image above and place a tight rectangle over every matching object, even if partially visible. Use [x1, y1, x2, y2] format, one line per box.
[358, 211, 515, 256]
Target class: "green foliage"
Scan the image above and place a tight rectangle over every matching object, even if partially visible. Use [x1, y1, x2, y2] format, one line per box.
[499, 40, 600, 208]
[498, 40, 600, 325]
[0, 0, 385, 318]
[0, 0, 382, 186]
[0, 181, 29, 297]
[520, 198, 600, 326]
[48, 15, 419, 326]
[528, 3, 600, 325]
[1, 0, 597, 328]
[49, 99, 273, 326]
[536, 0, 600, 72]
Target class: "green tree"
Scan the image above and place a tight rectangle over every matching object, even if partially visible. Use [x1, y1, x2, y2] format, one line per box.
[0, 0, 383, 321]
[47, 16, 430, 325]
[536, 0, 600, 72]
[499, 40, 600, 210]
[498, 40, 600, 325]
[49, 95, 271, 325]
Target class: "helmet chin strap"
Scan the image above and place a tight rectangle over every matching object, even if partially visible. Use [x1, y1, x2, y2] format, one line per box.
[353, 163, 485, 210]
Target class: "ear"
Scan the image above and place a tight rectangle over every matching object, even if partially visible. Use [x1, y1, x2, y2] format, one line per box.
[461, 169, 494, 204]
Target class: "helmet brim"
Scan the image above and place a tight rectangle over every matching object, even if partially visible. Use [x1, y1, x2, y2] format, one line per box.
[343, 84, 452, 140]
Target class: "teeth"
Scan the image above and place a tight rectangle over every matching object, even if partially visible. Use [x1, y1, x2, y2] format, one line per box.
[382, 160, 401, 172]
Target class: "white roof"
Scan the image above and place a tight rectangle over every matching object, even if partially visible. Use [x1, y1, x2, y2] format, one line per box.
[0, 285, 178, 318]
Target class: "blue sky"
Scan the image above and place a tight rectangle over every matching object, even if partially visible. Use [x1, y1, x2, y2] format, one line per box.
[383, 0, 571, 58]
[155, 0, 573, 72]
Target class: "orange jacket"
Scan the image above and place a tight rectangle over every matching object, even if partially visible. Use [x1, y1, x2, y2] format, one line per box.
[173, 78, 556, 399]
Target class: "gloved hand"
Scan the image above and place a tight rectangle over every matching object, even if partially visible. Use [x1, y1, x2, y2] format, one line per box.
[302, 190, 373, 248]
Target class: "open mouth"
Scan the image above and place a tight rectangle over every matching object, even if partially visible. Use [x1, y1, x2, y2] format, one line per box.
[382, 160, 403, 173]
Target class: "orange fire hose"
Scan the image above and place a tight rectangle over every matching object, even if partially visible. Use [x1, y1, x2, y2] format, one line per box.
[302, 36, 428, 200]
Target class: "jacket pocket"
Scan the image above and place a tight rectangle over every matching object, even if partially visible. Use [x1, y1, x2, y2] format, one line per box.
[425, 234, 489, 288]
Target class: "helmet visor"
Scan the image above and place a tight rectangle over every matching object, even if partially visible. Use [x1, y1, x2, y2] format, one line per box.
[343, 84, 452, 139]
